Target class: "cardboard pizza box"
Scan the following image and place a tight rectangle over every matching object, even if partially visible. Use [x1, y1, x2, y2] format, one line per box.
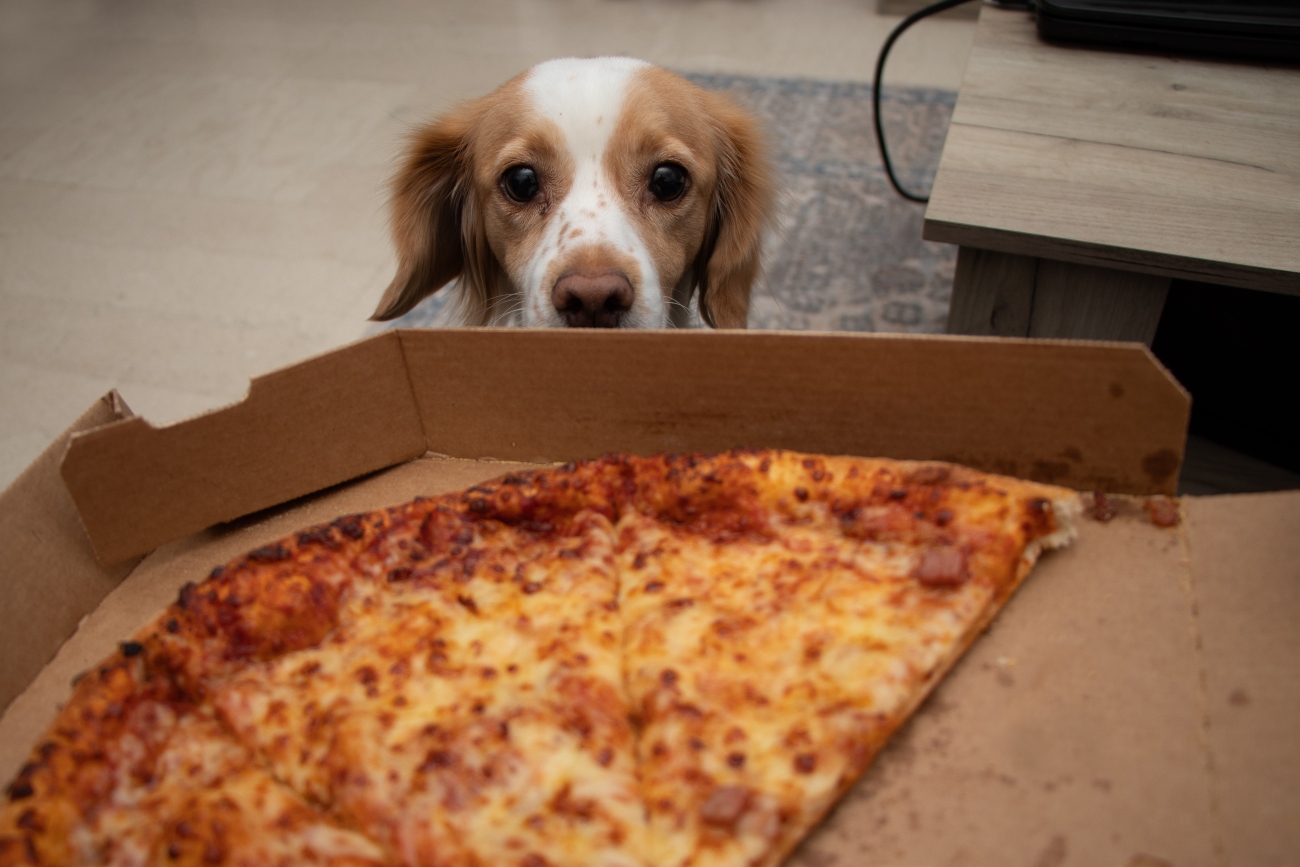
[1, 328, 1296, 866]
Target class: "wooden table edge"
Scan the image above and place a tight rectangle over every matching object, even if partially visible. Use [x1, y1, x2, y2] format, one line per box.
[923, 218, 1300, 297]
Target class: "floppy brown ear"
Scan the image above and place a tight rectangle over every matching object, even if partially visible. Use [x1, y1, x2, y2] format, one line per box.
[371, 108, 476, 322]
[694, 93, 774, 330]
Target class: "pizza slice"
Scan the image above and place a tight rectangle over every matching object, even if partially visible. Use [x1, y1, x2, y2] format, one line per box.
[0, 648, 385, 866]
[614, 451, 1080, 867]
[207, 471, 651, 867]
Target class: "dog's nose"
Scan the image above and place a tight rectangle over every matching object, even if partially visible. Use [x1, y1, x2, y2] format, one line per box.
[551, 272, 634, 328]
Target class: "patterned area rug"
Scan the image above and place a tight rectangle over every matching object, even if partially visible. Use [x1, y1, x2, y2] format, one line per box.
[384, 74, 957, 333]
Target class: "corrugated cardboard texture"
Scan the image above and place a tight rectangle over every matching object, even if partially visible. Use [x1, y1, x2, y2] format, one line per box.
[5, 451, 1297, 861]
[399, 330, 1188, 494]
[61, 332, 426, 565]
[0, 393, 141, 712]
[1185, 492, 1300, 866]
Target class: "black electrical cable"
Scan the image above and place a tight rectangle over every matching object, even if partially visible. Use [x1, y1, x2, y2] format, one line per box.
[873, 0, 981, 203]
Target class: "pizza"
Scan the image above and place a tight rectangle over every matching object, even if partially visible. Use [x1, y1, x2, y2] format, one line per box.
[0, 450, 1081, 867]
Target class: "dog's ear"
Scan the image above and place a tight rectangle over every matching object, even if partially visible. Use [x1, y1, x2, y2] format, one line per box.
[693, 93, 773, 330]
[372, 106, 489, 322]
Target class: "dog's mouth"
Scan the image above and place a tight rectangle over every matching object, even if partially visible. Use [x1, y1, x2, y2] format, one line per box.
[551, 271, 635, 328]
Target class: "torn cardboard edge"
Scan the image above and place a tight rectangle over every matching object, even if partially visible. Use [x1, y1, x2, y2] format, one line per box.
[58, 329, 1192, 566]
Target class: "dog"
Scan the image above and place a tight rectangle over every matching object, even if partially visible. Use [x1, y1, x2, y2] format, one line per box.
[370, 57, 773, 329]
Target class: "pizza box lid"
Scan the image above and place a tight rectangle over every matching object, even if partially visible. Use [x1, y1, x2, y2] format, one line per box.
[1, 328, 1296, 864]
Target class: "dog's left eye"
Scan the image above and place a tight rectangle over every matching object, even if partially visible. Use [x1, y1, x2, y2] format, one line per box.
[648, 163, 688, 202]
[501, 165, 540, 203]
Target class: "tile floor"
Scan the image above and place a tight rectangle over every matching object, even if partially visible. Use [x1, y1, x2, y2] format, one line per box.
[0, 0, 977, 492]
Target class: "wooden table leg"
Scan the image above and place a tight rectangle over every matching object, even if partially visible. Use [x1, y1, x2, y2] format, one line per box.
[947, 247, 1172, 344]
[945, 248, 1037, 337]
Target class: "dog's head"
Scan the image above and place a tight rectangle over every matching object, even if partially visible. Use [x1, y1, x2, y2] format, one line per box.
[372, 58, 772, 329]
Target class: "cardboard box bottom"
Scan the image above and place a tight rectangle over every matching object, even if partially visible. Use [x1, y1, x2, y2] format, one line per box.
[3, 453, 1297, 865]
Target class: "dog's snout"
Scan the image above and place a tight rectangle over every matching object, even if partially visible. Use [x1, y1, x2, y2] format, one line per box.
[551, 272, 635, 328]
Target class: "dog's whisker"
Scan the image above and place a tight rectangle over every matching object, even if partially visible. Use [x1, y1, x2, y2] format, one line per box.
[496, 295, 529, 314]
[493, 300, 533, 325]
[487, 292, 531, 325]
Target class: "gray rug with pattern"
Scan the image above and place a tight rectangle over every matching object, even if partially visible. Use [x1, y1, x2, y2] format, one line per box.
[385, 74, 957, 333]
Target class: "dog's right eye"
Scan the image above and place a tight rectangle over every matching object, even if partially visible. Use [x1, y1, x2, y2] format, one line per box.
[501, 166, 540, 203]
[648, 163, 688, 202]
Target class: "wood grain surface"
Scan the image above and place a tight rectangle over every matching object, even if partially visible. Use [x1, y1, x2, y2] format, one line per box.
[924, 6, 1300, 295]
[948, 248, 1171, 343]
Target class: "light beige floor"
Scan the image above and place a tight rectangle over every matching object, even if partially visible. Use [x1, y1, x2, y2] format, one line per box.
[0, 0, 976, 492]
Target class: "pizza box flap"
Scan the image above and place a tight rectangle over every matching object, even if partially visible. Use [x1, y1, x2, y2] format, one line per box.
[60, 331, 427, 566]
[3, 452, 1296, 864]
[59, 329, 1190, 566]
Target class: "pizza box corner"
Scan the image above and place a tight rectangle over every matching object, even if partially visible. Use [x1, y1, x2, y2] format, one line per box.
[1, 328, 1296, 865]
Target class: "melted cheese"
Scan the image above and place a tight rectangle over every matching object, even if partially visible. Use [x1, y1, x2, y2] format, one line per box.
[53, 708, 384, 866]
[215, 510, 649, 867]
[616, 452, 1076, 867]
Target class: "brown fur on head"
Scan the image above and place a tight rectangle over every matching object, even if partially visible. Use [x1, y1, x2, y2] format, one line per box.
[373, 100, 508, 325]
[683, 86, 772, 328]
[372, 58, 773, 329]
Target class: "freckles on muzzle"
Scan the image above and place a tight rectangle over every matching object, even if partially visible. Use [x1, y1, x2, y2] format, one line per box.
[551, 271, 635, 328]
